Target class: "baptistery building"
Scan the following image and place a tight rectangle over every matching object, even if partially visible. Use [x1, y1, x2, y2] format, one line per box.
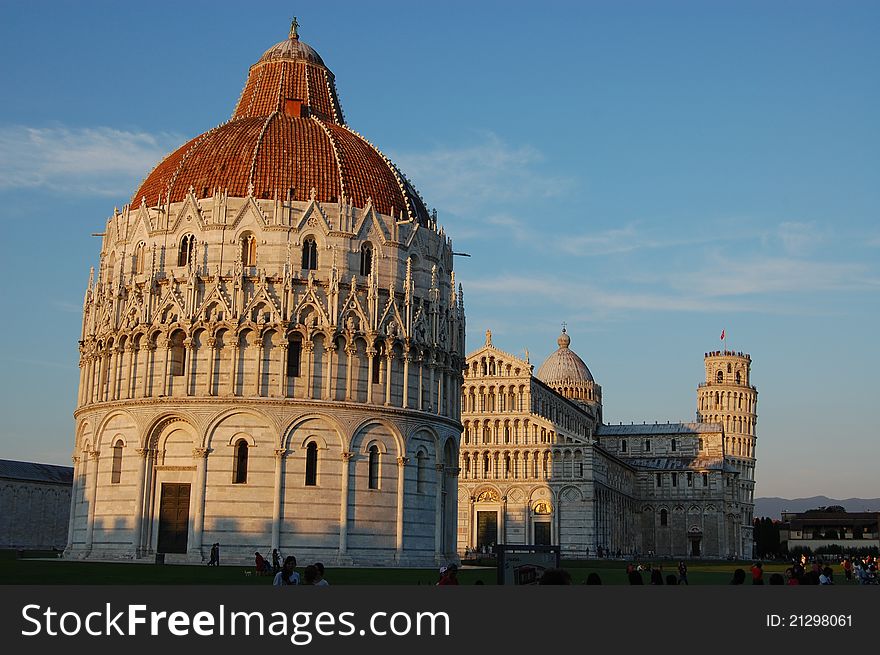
[67, 23, 465, 566]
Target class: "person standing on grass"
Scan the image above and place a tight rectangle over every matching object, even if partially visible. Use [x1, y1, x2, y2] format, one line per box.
[314, 562, 329, 586]
[677, 560, 689, 585]
[750, 561, 764, 585]
[273, 556, 300, 586]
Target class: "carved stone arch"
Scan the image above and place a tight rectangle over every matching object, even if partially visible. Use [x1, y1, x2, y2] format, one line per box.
[406, 423, 441, 457]
[642, 504, 655, 513]
[139, 413, 195, 450]
[528, 485, 554, 502]
[674, 504, 686, 513]
[361, 438, 389, 455]
[94, 409, 138, 446]
[296, 302, 322, 328]
[349, 417, 405, 457]
[228, 431, 257, 448]
[203, 406, 280, 450]
[281, 413, 346, 453]
[688, 504, 702, 514]
[76, 420, 94, 453]
[474, 485, 501, 502]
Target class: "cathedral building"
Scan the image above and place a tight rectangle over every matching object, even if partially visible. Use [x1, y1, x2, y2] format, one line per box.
[66, 23, 465, 566]
[459, 330, 757, 559]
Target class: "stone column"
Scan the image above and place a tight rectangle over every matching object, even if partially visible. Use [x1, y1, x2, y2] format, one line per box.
[553, 502, 560, 546]
[402, 349, 411, 409]
[125, 344, 137, 399]
[428, 358, 436, 412]
[277, 341, 288, 397]
[189, 447, 209, 560]
[500, 495, 507, 545]
[183, 338, 195, 396]
[110, 345, 122, 400]
[417, 356, 424, 411]
[324, 343, 334, 400]
[66, 456, 81, 549]
[141, 344, 154, 398]
[345, 346, 356, 401]
[436, 367, 444, 415]
[366, 348, 376, 404]
[160, 337, 171, 397]
[205, 337, 217, 396]
[395, 456, 408, 556]
[87, 354, 96, 404]
[304, 341, 315, 399]
[470, 494, 477, 549]
[434, 464, 444, 558]
[228, 343, 239, 396]
[84, 449, 100, 552]
[271, 448, 287, 552]
[77, 355, 86, 406]
[525, 503, 531, 544]
[253, 334, 263, 396]
[133, 447, 150, 556]
[338, 452, 354, 555]
[384, 352, 394, 406]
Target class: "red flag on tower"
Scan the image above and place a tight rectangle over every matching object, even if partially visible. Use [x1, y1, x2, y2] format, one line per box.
[720, 329, 725, 341]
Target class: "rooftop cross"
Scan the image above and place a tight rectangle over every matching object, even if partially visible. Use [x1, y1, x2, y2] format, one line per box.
[290, 16, 299, 40]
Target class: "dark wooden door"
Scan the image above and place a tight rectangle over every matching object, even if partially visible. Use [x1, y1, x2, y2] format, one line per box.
[476, 511, 498, 549]
[534, 521, 551, 545]
[157, 483, 190, 554]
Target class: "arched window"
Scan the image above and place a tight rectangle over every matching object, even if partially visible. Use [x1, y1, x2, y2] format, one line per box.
[671, 473, 678, 487]
[178, 234, 196, 267]
[656, 473, 662, 487]
[368, 445, 380, 489]
[360, 243, 373, 276]
[416, 451, 426, 492]
[240, 233, 257, 267]
[302, 237, 318, 270]
[644, 439, 651, 452]
[698, 438, 704, 451]
[169, 331, 186, 376]
[621, 439, 627, 453]
[287, 334, 302, 377]
[735, 371, 742, 384]
[111, 440, 123, 484]
[233, 439, 249, 484]
[671, 438, 677, 452]
[716, 370, 723, 383]
[305, 442, 318, 486]
[134, 241, 146, 274]
[702, 472, 709, 487]
[371, 345, 382, 384]
[660, 509, 668, 526]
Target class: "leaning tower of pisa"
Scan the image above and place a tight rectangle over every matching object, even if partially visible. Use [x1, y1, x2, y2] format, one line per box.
[696, 350, 758, 558]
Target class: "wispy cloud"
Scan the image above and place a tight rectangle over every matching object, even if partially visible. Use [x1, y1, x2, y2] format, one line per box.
[665, 253, 880, 297]
[774, 221, 825, 256]
[391, 132, 574, 216]
[0, 125, 181, 197]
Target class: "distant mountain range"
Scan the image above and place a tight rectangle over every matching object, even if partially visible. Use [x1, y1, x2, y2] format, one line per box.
[755, 496, 880, 520]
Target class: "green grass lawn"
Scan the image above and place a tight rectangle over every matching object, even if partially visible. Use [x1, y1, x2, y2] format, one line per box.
[0, 550, 859, 585]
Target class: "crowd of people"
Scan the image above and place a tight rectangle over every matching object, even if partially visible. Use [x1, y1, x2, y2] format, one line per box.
[204, 543, 877, 586]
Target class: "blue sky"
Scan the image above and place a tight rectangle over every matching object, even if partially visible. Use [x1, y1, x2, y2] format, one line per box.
[0, 0, 877, 500]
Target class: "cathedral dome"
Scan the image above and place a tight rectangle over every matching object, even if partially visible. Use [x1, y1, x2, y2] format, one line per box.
[537, 328, 595, 385]
[131, 23, 429, 224]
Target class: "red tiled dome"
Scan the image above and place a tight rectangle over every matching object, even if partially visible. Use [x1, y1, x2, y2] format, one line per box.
[131, 29, 429, 224]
